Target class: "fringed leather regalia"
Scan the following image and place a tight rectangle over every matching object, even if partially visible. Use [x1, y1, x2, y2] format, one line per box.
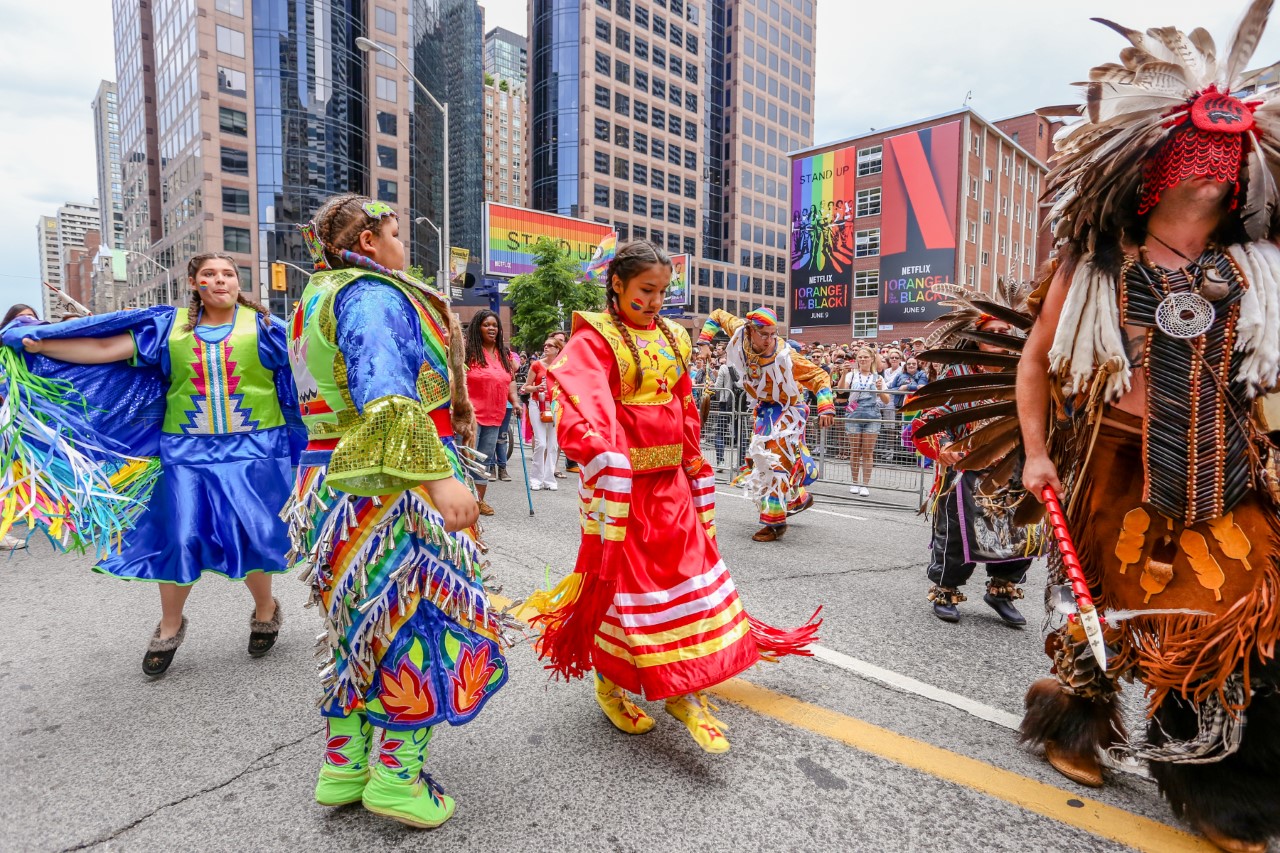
[698, 307, 834, 537]
[936, 5, 1280, 848]
[284, 256, 515, 825]
[904, 281, 1045, 627]
[527, 310, 820, 753]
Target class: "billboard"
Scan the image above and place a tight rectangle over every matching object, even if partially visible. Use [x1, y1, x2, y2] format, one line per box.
[789, 146, 856, 329]
[483, 202, 615, 279]
[878, 121, 962, 325]
[665, 253, 690, 308]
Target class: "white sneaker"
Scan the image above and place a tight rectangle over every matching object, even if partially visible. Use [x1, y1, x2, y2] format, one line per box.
[530, 482, 543, 491]
[546, 481, 559, 491]
[849, 485, 860, 495]
[859, 487, 870, 497]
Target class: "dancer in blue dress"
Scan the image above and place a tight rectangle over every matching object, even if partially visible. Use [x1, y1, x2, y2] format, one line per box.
[4, 252, 304, 675]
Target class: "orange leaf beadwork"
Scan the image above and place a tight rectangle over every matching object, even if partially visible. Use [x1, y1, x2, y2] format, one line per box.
[450, 643, 498, 716]
[378, 661, 437, 724]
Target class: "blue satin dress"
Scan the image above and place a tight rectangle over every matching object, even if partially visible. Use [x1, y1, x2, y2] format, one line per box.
[5, 307, 306, 584]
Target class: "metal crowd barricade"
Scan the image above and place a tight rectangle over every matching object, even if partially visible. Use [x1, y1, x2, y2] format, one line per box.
[698, 389, 929, 504]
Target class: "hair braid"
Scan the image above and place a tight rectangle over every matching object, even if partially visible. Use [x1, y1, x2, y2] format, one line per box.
[655, 317, 688, 378]
[183, 289, 202, 332]
[607, 301, 646, 387]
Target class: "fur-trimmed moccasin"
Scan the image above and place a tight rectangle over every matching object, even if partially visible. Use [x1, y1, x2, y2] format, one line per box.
[248, 596, 284, 658]
[143, 616, 188, 677]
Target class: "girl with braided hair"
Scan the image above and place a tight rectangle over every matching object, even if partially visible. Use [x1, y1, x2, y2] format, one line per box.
[284, 193, 509, 829]
[529, 240, 820, 754]
[2, 252, 305, 675]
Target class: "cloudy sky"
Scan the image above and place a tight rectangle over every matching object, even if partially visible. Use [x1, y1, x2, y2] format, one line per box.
[2, 0, 1277, 312]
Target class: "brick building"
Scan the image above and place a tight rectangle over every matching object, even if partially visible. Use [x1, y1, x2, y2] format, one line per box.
[483, 80, 528, 208]
[787, 107, 1049, 345]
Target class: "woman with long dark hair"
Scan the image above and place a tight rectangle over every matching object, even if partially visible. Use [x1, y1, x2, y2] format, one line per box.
[2, 253, 304, 675]
[2, 304, 37, 327]
[463, 309, 519, 515]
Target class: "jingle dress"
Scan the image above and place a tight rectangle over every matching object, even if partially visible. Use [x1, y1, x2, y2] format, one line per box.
[283, 269, 508, 728]
[532, 311, 819, 698]
[1, 306, 304, 581]
[698, 310, 834, 527]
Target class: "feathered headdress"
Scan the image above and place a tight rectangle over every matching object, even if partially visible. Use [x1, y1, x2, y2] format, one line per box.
[1041, 0, 1280, 247]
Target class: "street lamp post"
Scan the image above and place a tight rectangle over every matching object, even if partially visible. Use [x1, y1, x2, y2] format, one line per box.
[413, 216, 444, 286]
[122, 249, 175, 307]
[355, 36, 449, 295]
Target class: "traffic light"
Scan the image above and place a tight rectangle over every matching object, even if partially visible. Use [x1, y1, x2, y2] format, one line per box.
[270, 262, 287, 292]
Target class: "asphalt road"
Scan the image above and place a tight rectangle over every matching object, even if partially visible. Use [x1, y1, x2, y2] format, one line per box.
[0, 469, 1239, 852]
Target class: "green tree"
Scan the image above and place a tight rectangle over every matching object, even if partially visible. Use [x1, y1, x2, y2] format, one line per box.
[499, 79, 509, 92]
[506, 237, 603, 352]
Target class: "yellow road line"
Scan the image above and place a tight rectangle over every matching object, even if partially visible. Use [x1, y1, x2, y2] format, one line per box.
[494, 594, 1211, 852]
[708, 680, 1212, 853]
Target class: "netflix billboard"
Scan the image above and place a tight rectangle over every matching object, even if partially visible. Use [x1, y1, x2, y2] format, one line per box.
[878, 121, 962, 325]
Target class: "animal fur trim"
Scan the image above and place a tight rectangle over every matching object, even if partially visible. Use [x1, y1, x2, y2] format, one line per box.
[147, 616, 188, 653]
[249, 597, 284, 634]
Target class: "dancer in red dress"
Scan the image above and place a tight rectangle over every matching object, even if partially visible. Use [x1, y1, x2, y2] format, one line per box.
[528, 241, 820, 753]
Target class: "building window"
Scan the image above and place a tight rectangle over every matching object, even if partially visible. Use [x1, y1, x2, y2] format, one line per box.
[376, 76, 397, 102]
[595, 16, 611, 41]
[667, 174, 680, 194]
[668, 204, 681, 224]
[615, 93, 631, 116]
[967, 220, 977, 242]
[220, 146, 248, 175]
[614, 189, 630, 211]
[221, 187, 250, 214]
[855, 187, 881, 217]
[217, 66, 247, 96]
[856, 145, 882, 177]
[981, 251, 990, 266]
[594, 151, 610, 174]
[853, 270, 878, 298]
[615, 125, 630, 147]
[635, 68, 649, 92]
[594, 84, 611, 108]
[684, 178, 696, 199]
[651, 199, 664, 220]
[594, 184, 610, 207]
[616, 29, 631, 51]
[377, 145, 398, 169]
[215, 25, 245, 57]
[635, 38, 649, 61]
[615, 60, 630, 84]
[375, 7, 397, 34]
[854, 228, 880, 258]
[215, 0, 244, 15]
[852, 310, 877, 339]
[684, 236, 695, 255]
[594, 118, 610, 141]
[982, 209, 991, 224]
[633, 162, 648, 183]
[634, 101, 649, 122]
[377, 179, 398, 202]
[223, 226, 251, 254]
[218, 106, 248, 136]
[969, 177, 979, 199]
[967, 264, 976, 284]
[376, 111, 398, 135]
[684, 150, 696, 170]
[984, 167, 993, 182]
[614, 157, 630, 179]
[633, 196, 647, 215]
[595, 51, 611, 74]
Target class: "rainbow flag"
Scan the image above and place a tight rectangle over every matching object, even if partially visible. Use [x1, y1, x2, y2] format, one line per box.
[584, 233, 617, 284]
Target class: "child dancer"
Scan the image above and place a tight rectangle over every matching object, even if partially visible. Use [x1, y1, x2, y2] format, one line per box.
[285, 194, 511, 827]
[3, 253, 303, 675]
[530, 241, 820, 754]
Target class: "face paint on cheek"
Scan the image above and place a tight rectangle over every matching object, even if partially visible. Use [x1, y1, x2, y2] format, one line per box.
[629, 299, 644, 312]
[198, 280, 210, 290]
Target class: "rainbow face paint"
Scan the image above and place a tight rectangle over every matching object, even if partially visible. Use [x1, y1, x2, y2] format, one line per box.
[629, 299, 644, 312]
[198, 280, 211, 290]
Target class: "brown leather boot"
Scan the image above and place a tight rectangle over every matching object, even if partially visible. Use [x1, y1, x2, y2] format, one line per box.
[751, 524, 786, 542]
[1044, 741, 1104, 787]
[1196, 823, 1268, 853]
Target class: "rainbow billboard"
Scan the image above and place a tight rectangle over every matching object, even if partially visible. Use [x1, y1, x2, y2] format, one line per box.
[483, 202, 615, 279]
[789, 147, 856, 329]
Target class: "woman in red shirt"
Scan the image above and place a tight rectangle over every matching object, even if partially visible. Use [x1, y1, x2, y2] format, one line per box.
[463, 310, 519, 515]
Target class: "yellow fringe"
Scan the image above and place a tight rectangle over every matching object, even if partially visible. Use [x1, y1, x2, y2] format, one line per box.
[523, 571, 583, 617]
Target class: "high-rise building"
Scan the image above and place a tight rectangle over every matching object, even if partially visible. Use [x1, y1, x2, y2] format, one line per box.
[483, 80, 528, 208]
[787, 108, 1048, 344]
[110, 0, 424, 313]
[34, 201, 101, 318]
[484, 26, 527, 85]
[529, 0, 817, 328]
[408, 0, 486, 279]
[91, 81, 125, 253]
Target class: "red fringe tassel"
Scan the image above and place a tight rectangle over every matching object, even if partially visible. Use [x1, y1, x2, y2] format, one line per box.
[530, 572, 617, 682]
[748, 606, 823, 661]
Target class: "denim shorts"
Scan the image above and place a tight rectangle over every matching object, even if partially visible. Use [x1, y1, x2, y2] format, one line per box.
[844, 401, 881, 435]
[473, 424, 502, 483]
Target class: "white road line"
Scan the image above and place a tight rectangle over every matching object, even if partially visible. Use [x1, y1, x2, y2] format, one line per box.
[810, 644, 1023, 729]
[809, 644, 1151, 779]
[714, 489, 869, 522]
